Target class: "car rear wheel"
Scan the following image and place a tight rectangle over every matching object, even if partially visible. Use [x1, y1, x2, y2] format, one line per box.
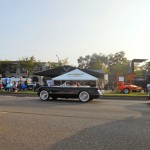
[40, 90, 49, 101]
[123, 88, 130, 94]
[79, 91, 90, 102]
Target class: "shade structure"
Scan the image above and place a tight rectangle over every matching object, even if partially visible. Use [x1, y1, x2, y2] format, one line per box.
[33, 65, 104, 78]
[52, 69, 98, 81]
[33, 65, 76, 77]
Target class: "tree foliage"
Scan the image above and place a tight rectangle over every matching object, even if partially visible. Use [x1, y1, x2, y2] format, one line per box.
[47, 61, 58, 69]
[47, 58, 70, 68]
[77, 53, 108, 72]
[18, 56, 40, 76]
[77, 51, 129, 76]
[59, 58, 69, 66]
[134, 63, 145, 78]
[77, 51, 137, 83]
[107, 51, 129, 76]
[89, 53, 107, 69]
[107, 51, 128, 66]
[77, 55, 91, 69]
[0, 60, 13, 77]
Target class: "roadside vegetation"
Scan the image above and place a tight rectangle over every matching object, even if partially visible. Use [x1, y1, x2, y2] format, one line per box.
[0, 89, 37, 96]
[105, 92, 147, 97]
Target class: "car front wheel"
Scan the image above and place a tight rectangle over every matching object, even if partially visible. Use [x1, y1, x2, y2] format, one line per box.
[79, 91, 90, 102]
[40, 90, 49, 101]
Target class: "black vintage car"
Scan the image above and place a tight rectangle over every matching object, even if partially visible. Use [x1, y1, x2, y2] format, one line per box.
[37, 86, 102, 102]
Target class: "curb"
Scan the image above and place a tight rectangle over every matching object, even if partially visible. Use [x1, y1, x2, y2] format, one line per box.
[101, 96, 148, 101]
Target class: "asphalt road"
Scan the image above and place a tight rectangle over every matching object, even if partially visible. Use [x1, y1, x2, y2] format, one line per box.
[0, 96, 150, 150]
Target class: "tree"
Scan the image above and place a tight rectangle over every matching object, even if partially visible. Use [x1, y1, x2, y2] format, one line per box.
[107, 51, 128, 66]
[47, 58, 70, 68]
[0, 60, 13, 77]
[105, 51, 133, 85]
[77, 51, 132, 85]
[77, 53, 108, 70]
[18, 56, 40, 77]
[77, 55, 91, 69]
[47, 61, 58, 69]
[141, 61, 150, 72]
[89, 53, 108, 70]
[59, 58, 69, 66]
[107, 51, 129, 74]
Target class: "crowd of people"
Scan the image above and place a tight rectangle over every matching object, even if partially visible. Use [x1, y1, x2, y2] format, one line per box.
[1, 78, 27, 92]
[1, 78, 41, 92]
[2, 80, 27, 92]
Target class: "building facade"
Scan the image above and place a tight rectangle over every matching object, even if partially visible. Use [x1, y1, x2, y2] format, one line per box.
[0, 61, 50, 79]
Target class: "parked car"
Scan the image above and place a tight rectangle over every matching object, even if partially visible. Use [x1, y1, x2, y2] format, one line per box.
[0, 81, 2, 89]
[117, 81, 142, 94]
[26, 83, 36, 90]
[37, 86, 102, 102]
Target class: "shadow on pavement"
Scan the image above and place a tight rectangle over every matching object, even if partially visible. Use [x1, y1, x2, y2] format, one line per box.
[50, 102, 150, 150]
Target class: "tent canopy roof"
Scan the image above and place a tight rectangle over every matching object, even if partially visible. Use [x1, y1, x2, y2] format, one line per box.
[52, 69, 98, 81]
[33, 66, 76, 77]
[33, 65, 104, 78]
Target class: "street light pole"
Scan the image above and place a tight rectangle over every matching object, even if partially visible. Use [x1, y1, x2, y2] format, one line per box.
[56, 55, 59, 63]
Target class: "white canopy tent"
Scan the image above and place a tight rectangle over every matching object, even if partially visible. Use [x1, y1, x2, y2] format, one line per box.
[52, 69, 98, 81]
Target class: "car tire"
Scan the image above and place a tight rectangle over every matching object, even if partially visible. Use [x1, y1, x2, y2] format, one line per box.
[123, 88, 130, 94]
[79, 91, 90, 102]
[40, 90, 49, 101]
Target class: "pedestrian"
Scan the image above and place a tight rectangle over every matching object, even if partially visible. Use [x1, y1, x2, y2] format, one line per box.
[2, 80, 7, 91]
[17, 81, 21, 91]
[21, 83, 27, 91]
[76, 81, 80, 87]
[12, 81, 17, 92]
[147, 82, 150, 100]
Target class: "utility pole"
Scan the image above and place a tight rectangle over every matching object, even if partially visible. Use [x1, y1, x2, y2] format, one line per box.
[56, 55, 59, 63]
[56, 55, 60, 66]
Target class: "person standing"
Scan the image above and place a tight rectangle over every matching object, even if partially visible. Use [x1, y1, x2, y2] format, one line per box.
[12, 81, 17, 92]
[147, 82, 150, 100]
[2, 80, 7, 90]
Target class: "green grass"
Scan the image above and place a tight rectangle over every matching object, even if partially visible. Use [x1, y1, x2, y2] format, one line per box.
[104, 92, 147, 97]
[0, 90, 37, 96]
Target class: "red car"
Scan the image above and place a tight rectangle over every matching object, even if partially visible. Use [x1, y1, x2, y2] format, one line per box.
[117, 81, 142, 94]
[0, 81, 2, 89]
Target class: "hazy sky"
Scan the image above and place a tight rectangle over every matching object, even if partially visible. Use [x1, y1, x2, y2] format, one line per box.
[0, 0, 150, 66]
